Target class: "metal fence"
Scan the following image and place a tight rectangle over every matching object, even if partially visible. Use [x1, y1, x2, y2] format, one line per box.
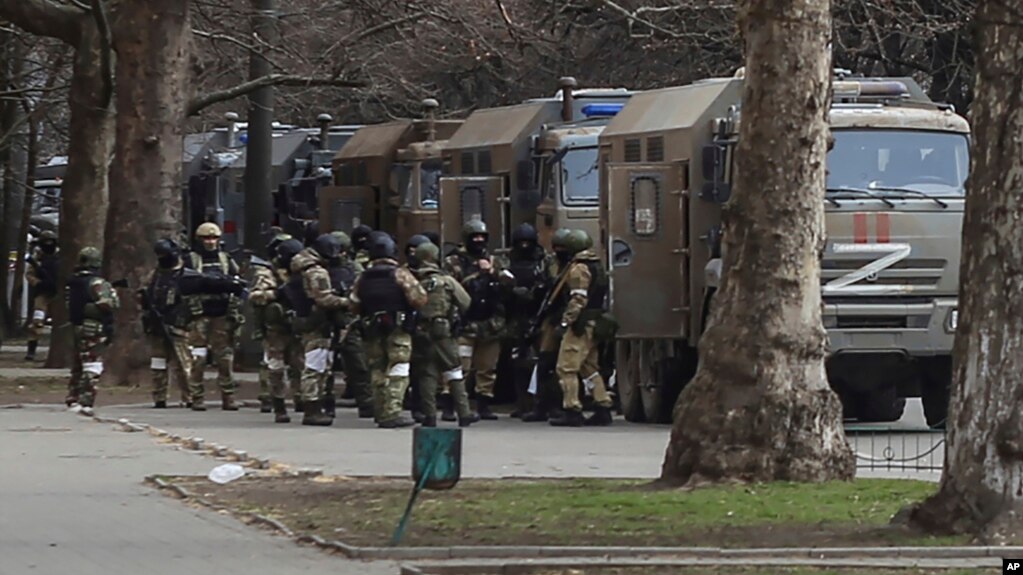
[844, 426, 946, 472]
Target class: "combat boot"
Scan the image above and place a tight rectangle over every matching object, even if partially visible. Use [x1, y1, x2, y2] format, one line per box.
[358, 404, 375, 419]
[322, 394, 336, 419]
[458, 412, 480, 428]
[65, 393, 79, 407]
[584, 406, 613, 427]
[153, 400, 167, 409]
[302, 400, 333, 426]
[549, 409, 584, 427]
[293, 395, 304, 412]
[272, 398, 291, 424]
[440, 394, 456, 422]
[420, 415, 437, 428]
[221, 394, 239, 411]
[191, 398, 207, 412]
[378, 414, 416, 429]
[476, 396, 498, 420]
[259, 397, 272, 413]
[24, 340, 37, 361]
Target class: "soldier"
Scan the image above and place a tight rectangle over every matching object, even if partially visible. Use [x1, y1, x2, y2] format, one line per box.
[522, 228, 572, 422]
[442, 220, 513, 421]
[250, 234, 301, 423]
[252, 232, 293, 413]
[64, 247, 120, 415]
[25, 230, 60, 361]
[351, 224, 373, 269]
[404, 234, 431, 269]
[350, 231, 428, 428]
[287, 234, 350, 426]
[186, 222, 245, 411]
[412, 242, 479, 427]
[549, 229, 614, 427]
[141, 239, 197, 408]
[323, 230, 371, 419]
[505, 223, 555, 418]
[403, 233, 431, 422]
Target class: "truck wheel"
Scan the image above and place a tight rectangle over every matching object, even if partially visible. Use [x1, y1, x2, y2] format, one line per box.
[855, 386, 906, 423]
[616, 340, 645, 422]
[638, 341, 665, 423]
[920, 357, 952, 429]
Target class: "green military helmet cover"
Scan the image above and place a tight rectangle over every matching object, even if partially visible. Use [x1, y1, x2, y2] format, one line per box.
[564, 229, 591, 254]
[330, 230, 352, 250]
[462, 219, 488, 240]
[551, 228, 571, 249]
[414, 241, 440, 264]
[78, 246, 102, 268]
[38, 230, 58, 241]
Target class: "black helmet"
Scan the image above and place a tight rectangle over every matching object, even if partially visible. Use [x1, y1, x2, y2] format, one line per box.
[406, 234, 431, 268]
[512, 223, 538, 252]
[312, 233, 342, 261]
[275, 239, 303, 269]
[154, 238, 181, 269]
[367, 231, 397, 261]
[303, 221, 320, 247]
[352, 225, 373, 250]
[423, 231, 441, 247]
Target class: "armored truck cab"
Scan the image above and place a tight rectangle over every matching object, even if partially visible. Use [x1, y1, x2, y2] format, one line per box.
[601, 73, 968, 427]
[319, 100, 461, 240]
[439, 79, 633, 254]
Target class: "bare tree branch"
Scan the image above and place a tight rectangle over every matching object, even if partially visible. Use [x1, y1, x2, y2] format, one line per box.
[0, 0, 81, 44]
[187, 73, 365, 116]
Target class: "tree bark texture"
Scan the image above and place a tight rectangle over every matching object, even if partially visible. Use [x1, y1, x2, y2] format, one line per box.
[905, 0, 1023, 543]
[103, 0, 191, 385]
[11, 116, 37, 329]
[660, 0, 855, 485]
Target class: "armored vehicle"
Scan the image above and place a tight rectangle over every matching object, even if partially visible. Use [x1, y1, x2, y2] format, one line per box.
[601, 71, 968, 427]
[318, 99, 461, 249]
[439, 78, 634, 254]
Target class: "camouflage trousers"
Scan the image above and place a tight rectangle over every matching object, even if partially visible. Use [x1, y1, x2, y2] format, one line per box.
[189, 315, 237, 398]
[259, 328, 302, 401]
[557, 322, 611, 411]
[413, 332, 471, 419]
[450, 334, 500, 399]
[364, 330, 413, 424]
[28, 294, 52, 340]
[68, 328, 107, 408]
[149, 330, 193, 404]
[337, 327, 372, 409]
[299, 333, 332, 403]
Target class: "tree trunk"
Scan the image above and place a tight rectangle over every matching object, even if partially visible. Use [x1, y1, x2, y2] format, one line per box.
[0, 35, 26, 336]
[904, 0, 1023, 543]
[46, 22, 114, 368]
[11, 114, 36, 330]
[103, 0, 190, 385]
[659, 0, 854, 485]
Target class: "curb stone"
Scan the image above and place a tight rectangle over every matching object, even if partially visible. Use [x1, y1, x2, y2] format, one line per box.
[104, 411, 1013, 567]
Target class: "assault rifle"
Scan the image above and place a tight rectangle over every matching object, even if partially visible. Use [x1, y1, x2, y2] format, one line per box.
[516, 265, 572, 356]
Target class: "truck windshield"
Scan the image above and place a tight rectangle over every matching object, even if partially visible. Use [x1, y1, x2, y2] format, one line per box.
[392, 164, 414, 208]
[827, 130, 969, 197]
[420, 162, 441, 209]
[561, 147, 599, 205]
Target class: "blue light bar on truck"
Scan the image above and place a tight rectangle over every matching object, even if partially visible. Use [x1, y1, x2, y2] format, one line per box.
[581, 103, 624, 117]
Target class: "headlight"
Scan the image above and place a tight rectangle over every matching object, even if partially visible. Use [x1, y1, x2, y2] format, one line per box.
[946, 308, 958, 333]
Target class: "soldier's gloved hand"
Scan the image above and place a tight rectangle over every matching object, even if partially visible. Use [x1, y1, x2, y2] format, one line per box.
[553, 322, 568, 339]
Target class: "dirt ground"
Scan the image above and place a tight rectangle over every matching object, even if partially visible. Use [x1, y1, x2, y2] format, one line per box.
[167, 475, 967, 549]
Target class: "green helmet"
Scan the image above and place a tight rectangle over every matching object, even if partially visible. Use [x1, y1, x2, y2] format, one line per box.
[462, 219, 488, 241]
[415, 241, 440, 264]
[330, 231, 352, 251]
[78, 246, 102, 268]
[39, 230, 57, 242]
[551, 228, 571, 250]
[564, 229, 591, 255]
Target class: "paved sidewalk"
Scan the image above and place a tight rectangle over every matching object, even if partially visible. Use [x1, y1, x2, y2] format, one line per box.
[0, 405, 397, 575]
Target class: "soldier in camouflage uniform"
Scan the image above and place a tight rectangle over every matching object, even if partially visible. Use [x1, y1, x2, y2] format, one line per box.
[350, 231, 428, 428]
[549, 229, 613, 427]
[412, 242, 478, 427]
[186, 222, 245, 411]
[442, 220, 514, 421]
[351, 224, 373, 269]
[286, 234, 351, 426]
[64, 247, 120, 415]
[140, 239, 206, 409]
[403, 234, 432, 422]
[250, 235, 304, 423]
[326, 230, 374, 418]
[521, 228, 571, 422]
[25, 230, 60, 361]
[252, 232, 294, 413]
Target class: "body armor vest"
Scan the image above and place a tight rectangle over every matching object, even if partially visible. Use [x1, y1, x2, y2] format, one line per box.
[280, 272, 314, 318]
[36, 253, 59, 295]
[507, 248, 546, 318]
[328, 261, 358, 296]
[356, 264, 406, 316]
[66, 272, 98, 326]
[148, 268, 202, 329]
[583, 260, 608, 310]
[418, 271, 450, 320]
[459, 252, 499, 322]
[192, 251, 231, 316]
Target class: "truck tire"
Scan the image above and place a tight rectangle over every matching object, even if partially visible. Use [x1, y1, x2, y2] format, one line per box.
[920, 356, 952, 429]
[638, 343, 665, 423]
[616, 340, 645, 422]
[855, 386, 906, 423]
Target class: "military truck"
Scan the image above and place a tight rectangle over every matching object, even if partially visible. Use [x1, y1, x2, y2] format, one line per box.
[601, 71, 968, 427]
[318, 99, 461, 250]
[439, 79, 634, 254]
